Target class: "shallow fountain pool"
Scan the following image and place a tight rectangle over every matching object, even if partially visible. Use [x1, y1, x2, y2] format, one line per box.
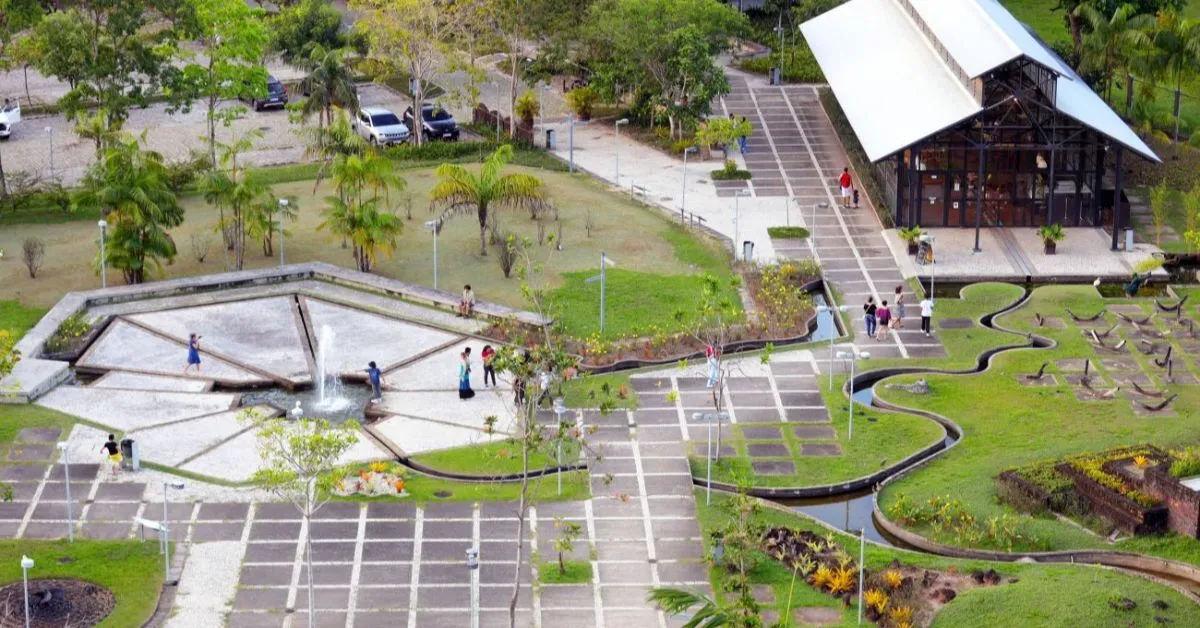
[241, 383, 375, 423]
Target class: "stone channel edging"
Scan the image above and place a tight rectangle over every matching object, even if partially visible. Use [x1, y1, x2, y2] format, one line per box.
[398, 456, 588, 484]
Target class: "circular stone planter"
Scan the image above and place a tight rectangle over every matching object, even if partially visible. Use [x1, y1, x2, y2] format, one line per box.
[0, 579, 116, 627]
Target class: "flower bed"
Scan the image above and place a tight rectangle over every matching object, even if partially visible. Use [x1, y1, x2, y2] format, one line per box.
[333, 461, 409, 498]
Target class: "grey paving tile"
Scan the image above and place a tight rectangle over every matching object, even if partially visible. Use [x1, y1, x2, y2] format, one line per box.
[305, 541, 356, 562]
[354, 587, 410, 611]
[226, 611, 286, 628]
[193, 522, 244, 542]
[15, 427, 62, 443]
[422, 520, 472, 540]
[358, 563, 412, 586]
[414, 611, 470, 627]
[232, 587, 289, 610]
[0, 502, 29, 519]
[746, 443, 790, 458]
[418, 584, 469, 606]
[255, 503, 302, 519]
[751, 460, 796, 475]
[366, 502, 416, 519]
[422, 502, 475, 519]
[7, 444, 53, 461]
[0, 465, 47, 481]
[80, 522, 131, 539]
[361, 541, 413, 562]
[240, 565, 293, 587]
[298, 564, 354, 585]
[86, 502, 140, 521]
[250, 521, 301, 541]
[198, 502, 250, 520]
[243, 542, 296, 563]
[289, 612, 347, 628]
[93, 482, 146, 501]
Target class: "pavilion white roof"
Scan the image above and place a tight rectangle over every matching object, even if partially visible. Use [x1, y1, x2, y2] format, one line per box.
[800, 0, 1159, 163]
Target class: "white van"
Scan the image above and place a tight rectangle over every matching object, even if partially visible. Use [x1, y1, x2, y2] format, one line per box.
[0, 99, 20, 140]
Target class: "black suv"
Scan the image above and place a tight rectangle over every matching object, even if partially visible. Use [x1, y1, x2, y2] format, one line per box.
[243, 75, 288, 112]
[403, 104, 460, 142]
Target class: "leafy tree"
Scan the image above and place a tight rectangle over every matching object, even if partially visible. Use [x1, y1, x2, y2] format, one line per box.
[271, 0, 357, 67]
[205, 127, 267, 270]
[645, 588, 731, 628]
[298, 107, 368, 188]
[1149, 179, 1173, 249]
[352, 0, 459, 146]
[173, 0, 270, 170]
[1140, 10, 1200, 142]
[248, 190, 299, 257]
[318, 151, 405, 272]
[551, 516, 582, 575]
[298, 47, 361, 129]
[1185, 182, 1200, 254]
[1077, 4, 1153, 101]
[429, 144, 549, 257]
[76, 138, 185, 284]
[74, 109, 126, 162]
[249, 417, 360, 628]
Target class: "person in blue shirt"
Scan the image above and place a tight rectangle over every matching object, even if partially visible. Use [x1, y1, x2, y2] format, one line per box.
[365, 361, 382, 402]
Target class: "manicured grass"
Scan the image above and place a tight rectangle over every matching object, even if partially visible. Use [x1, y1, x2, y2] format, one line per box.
[875, 285, 1200, 563]
[0, 405, 78, 456]
[0, 540, 165, 627]
[332, 469, 590, 504]
[560, 371, 638, 410]
[538, 559, 592, 584]
[766, 226, 810, 239]
[0, 300, 48, 339]
[694, 491, 1198, 627]
[0, 168, 730, 326]
[1000, 0, 1070, 45]
[410, 440, 577, 476]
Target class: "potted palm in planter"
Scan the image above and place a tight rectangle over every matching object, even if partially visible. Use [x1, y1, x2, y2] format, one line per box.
[1038, 223, 1066, 254]
[898, 226, 925, 256]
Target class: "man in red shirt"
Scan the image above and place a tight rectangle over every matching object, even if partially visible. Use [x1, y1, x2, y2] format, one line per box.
[839, 167, 853, 208]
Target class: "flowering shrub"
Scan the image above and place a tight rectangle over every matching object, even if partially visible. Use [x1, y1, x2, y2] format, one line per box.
[887, 493, 1041, 551]
[334, 462, 409, 498]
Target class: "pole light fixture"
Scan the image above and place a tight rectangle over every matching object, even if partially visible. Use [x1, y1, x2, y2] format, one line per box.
[836, 350, 870, 440]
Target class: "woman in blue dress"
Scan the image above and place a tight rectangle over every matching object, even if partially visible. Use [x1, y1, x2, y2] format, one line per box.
[184, 333, 202, 374]
[458, 350, 475, 399]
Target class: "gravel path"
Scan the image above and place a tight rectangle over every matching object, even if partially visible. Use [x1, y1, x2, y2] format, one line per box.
[165, 541, 247, 628]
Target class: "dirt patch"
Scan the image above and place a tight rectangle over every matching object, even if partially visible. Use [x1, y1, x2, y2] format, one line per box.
[0, 578, 115, 627]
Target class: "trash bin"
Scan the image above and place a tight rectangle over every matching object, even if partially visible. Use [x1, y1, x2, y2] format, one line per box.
[545, 129, 557, 151]
[1125, 228, 1135, 252]
[121, 438, 140, 471]
[769, 68, 781, 85]
[742, 240, 755, 262]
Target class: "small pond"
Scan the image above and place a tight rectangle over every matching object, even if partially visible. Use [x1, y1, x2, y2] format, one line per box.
[241, 382, 375, 423]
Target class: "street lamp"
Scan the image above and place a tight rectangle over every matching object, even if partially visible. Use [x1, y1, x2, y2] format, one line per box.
[920, 233, 937, 303]
[817, 304, 851, 389]
[584, 253, 617, 334]
[21, 555, 33, 628]
[98, 219, 108, 289]
[45, 126, 55, 183]
[466, 547, 480, 628]
[552, 397, 569, 496]
[539, 82, 551, 130]
[277, 198, 288, 266]
[424, 219, 440, 291]
[681, 146, 698, 220]
[57, 442, 73, 543]
[162, 481, 185, 584]
[492, 81, 502, 143]
[614, 118, 629, 182]
[836, 350, 870, 440]
[694, 411, 728, 505]
[810, 202, 829, 256]
[734, 190, 751, 260]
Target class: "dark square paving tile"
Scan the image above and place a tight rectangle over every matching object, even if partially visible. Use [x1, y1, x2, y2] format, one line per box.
[779, 391, 822, 406]
[255, 503, 302, 519]
[478, 501, 520, 519]
[414, 611, 469, 627]
[93, 482, 146, 501]
[800, 443, 844, 456]
[643, 475, 695, 497]
[641, 457, 690, 474]
[308, 521, 358, 540]
[361, 541, 413, 562]
[733, 408, 782, 423]
[30, 503, 70, 520]
[193, 522, 244, 542]
[198, 502, 250, 520]
[726, 377, 772, 392]
[6, 445, 53, 461]
[226, 611, 286, 628]
[538, 584, 593, 607]
[86, 501, 140, 521]
[637, 392, 678, 408]
[366, 502, 415, 519]
[359, 563, 412, 585]
[365, 519, 414, 539]
[6, 483, 37, 501]
[422, 502, 475, 519]
[233, 587, 289, 610]
[422, 540, 473, 561]
[355, 587, 410, 611]
[0, 502, 28, 519]
[632, 410, 681, 425]
[80, 522, 131, 539]
[21, 524, 70, 539]
[288, 612, 347, 628]
[773, 376, 818, 391]
[534, 502, 585, 518]
[630, 377, 671, 392]
[655, 539, 704, 560]
[480, 562, 531, 585]
[243, 542, 297, 563]
[741, 426, 782, 439]
[746, 443, 790, 457]
[422, 520, 472, 539]
[313, 502, 361, 519]
[0, 465, 47, 481]
[751, 460, 796, 475]
[652, 518, 702, 539]
[783, 408, 830, 423]
[355, 611, 409, 627]
[479, 584, 531, 607]
[418, 584, 469, 605]
[38, 483, 90, 503]
[240, 565, 294, 586]
[793, 426, 837, 439]
[250, 521, 301, 541]
[599, 585, 653, 607]
[657, 560, 710, 583]
[15, 427, 62, 443]
[48, 464, 100, 480]
[305, 541, 356, 562]
[299, 564, 354, 585]
[729, 392, 776, 407]
[771, 362, 814, 376]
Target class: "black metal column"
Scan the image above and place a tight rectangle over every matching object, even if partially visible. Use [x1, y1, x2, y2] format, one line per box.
[1111, 147, 1124, 251]
[1091, 143, 1103, 226]
[974, 144, 984, 252]
[1046, 148, 1056, 225]
[896, 157, 907, 227]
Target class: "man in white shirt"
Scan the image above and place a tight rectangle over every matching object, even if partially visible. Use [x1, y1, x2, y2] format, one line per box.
[920, 297, 934, 337]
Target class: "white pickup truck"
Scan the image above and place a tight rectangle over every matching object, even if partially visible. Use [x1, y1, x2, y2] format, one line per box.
[0, 99, 20, 140]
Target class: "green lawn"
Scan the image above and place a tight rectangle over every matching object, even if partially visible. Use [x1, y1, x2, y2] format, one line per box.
[0, 540, 164, 627]
[0, 300, 47, 339]
[537, 559, 592, 584]
[0, 405, 79, 456]
[875, 285, 1200, 564]
[410, 440, 578, 476]
[333, 468, 591, 504]
[694, 491, 1198, 627]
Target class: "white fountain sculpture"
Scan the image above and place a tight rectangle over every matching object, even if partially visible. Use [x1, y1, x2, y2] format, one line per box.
[288, 401, 304, 420]
[312, 324, 351, 412]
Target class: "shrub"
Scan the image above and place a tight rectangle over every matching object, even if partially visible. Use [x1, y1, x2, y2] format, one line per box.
[864, 588, 888, 613]
[497, 233, 519, 278]
[515, 90, 539, 126]
[881, 569, 903, 590]
[565, 86, 598, 119]
[45, 312, 93, 352]
[190, 233, 212, 263]
[710, 160, 752, 180]
[767, 226, 810, 239]
[22, 237, 45, 279]
[1169, 446, 1200, 478]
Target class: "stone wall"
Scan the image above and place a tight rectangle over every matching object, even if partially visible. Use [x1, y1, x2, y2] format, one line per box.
[1056, 464, 1168, 535]
[1144, 465, 1200, 539]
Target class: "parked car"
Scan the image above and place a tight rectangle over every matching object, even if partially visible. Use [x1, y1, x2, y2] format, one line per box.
[0, 98, 19, 140]
[240, 75, 289, 112]
[354, 107, 411, 145]
[403, 104, 460, 142]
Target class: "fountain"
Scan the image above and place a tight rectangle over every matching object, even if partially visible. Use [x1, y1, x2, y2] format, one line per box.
[313, 324, 350, 413]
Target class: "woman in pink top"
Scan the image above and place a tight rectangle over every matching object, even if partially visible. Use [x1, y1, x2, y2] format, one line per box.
[875, 300, 891, 340]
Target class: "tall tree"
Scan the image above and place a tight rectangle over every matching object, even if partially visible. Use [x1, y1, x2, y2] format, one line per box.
[352, 0, 459, 146]
[298, 47, 360, 129]
[270, 0, 356, 67]
[1141, 10, 1200, 121]
[205, 127, 264, 270]
[1076, 3, 1153, 101]
[429, 144, 549, 257]
[76, 138, 185, 284]
[318, 151, 405, 272]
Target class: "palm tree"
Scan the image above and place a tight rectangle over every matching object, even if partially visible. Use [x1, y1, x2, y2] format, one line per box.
[299, 46, 360, 129]
[297, 107, 367, 191]
[203, 170, 266, 271]
[1076, 4, 1153, 102]
[248, 190, 299, 257]
[429, 145, 549, 257]
[1139, 11, 1200, 142]
[75, 139, 184, 284]
[646, 588, 731, 628]
[318, 151, 406, 272]
[74, 109, 125, 161]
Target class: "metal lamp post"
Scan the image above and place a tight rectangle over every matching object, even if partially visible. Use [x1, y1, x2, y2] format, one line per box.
[21, 555, 33, 628]
[614, 118, 629, 182]
[277, 198, 288, 266]
[836, 350, 870, 440]
[57, 442, 73, 542]
[466, 547, 480, 628]
[424, 219, 440, 291]
[98, 219, 108, 289]
[584, 253, 617, 334]
[681, 146, 698, 220]
[811, 202, 829, 252]
[817, 304, 851, 389]
[539, 83, 551, 130]
[45, 126, 55, 183]
[734, 190, 751, 260]
[920, 233, 937, 303]
[694, 411, 728, 505]
[162, 481, 185, 583]
[552, 397, 568, 496]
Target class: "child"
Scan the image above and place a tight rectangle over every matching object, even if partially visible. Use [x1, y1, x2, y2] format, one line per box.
[920, 296, 934, 337]
[852, 188, 860, 209]
[365, 361, 382, 401]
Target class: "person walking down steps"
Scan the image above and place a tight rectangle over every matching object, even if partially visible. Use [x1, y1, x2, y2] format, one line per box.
[920, 295, 934, 337]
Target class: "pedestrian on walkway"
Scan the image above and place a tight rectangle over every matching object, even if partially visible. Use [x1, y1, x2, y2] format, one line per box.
[920, 296, 934, 336]
[365, 361, 382, 402]
[458, 350, 475, 399]
[100, 434, 121, 478]
[839, 167, 853, 208]
[876, 300, 891, 340]
[893, 286, 905, 329]
[853, 188, 860, 209]
[705, 344, 720, 389]
[863, 297, 877, 338]
[184, 333, 201, 374]
[737, 116, 749, 154]
[513, 350, 532, 406]
[481, 345, 497, 387]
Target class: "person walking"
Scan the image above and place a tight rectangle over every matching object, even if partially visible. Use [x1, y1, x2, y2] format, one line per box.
[920, 295, 934, 337]
[863, 297, 877, 338]
[737, 116, 749, 154]
[893, 286, 906, 329]
[705, 344, 720, 389]
[876, 300, 891, 341]
[365, 361, 382, 402]
[513, 350, 532, 406]
[458, 350, 475, 399]
[100, 434, 121, 478]
[184, 333, 202, 374]
[839, 167, 853, 208]
[481, 345, 497, 387]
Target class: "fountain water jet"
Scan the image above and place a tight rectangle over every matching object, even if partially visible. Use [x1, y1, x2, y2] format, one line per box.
[313, 324, 350, 413]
